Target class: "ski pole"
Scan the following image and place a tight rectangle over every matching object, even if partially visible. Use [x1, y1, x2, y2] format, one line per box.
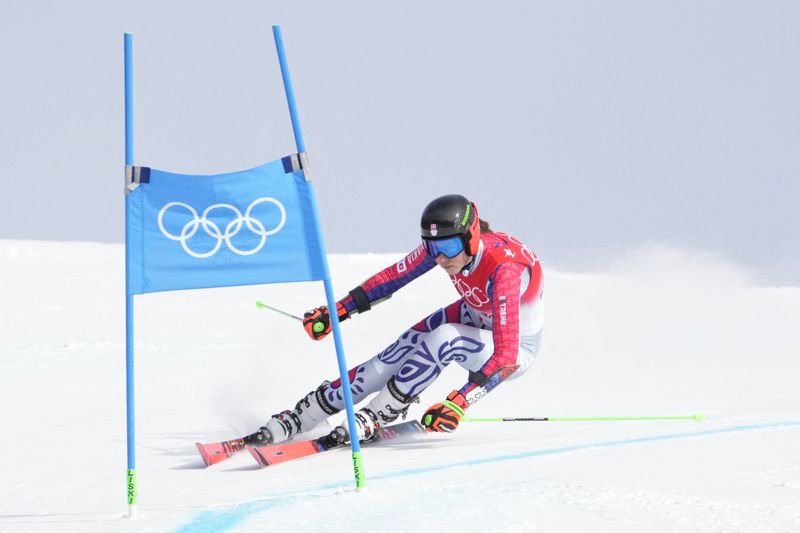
[255, 300, 303, 322]
[463, 414, 708, 423]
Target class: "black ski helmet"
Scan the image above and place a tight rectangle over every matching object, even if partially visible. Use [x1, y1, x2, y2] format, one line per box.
[420, 194, 481, 255]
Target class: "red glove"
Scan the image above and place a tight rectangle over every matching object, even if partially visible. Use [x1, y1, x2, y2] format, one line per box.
[422, 390, 468, 432]
[303, 302, 349, 340]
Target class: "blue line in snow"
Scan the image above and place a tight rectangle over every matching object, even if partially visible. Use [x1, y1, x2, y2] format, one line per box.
[173, 419, 800, 532]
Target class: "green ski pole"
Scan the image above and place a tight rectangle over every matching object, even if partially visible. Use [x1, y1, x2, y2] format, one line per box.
[255, 300, 303, 322]
[463, 414, 708, 422]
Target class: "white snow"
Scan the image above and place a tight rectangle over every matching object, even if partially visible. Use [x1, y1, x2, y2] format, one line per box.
[1, 240, 799, 532]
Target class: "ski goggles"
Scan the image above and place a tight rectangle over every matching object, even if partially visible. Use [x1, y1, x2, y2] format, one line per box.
[423, 236, 465, 258]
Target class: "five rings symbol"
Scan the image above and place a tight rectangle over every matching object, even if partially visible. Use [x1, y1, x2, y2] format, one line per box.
[157, 197, 286, 258]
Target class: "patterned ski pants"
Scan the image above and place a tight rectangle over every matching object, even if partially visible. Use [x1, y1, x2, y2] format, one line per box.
[320, 300, 541, 410]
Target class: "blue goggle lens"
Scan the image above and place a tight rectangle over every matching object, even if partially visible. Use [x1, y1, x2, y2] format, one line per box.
[424, 236, 464, 258]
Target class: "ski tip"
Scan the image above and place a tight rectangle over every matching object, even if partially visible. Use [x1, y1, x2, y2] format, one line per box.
[196, 441, 233, 467]
[195, 442, 212, 467]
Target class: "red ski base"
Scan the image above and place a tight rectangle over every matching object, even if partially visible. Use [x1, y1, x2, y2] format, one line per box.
[246, 420, 426, 469]
[247, 439, 325, 467]
[195, 438, 246, 467]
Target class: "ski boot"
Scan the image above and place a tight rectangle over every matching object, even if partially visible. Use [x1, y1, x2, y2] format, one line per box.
[248, 381, 340, 445]
[341, 377, 418, 443]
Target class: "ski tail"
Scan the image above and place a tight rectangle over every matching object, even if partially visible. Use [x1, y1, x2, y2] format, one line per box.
[374, 419, 425, 441]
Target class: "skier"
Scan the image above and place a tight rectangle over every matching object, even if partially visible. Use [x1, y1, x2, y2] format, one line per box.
[245, 194, 543, 445]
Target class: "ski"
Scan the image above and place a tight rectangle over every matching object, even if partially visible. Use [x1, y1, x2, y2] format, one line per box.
[247, 420, 426, 469]
[195, 437, 249, 467]
[198, 365, 514, 468]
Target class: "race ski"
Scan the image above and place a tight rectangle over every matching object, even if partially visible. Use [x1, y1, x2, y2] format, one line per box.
[247, 420, 425, 468]
[196, 437, 249, 467]
[198, 365, 515, 468]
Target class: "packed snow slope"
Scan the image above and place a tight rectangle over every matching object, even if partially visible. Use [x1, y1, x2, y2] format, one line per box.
[0, 240, 798, 533]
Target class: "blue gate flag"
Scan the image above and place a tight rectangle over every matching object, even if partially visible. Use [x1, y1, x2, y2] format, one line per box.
[125, 155, 325, 294]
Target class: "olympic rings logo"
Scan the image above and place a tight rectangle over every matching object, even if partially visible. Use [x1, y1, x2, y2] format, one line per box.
[452, 278, 490, 307]
[157, 197, 286, 258]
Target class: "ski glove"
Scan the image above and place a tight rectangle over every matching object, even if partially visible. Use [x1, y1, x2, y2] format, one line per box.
[422, 390, 469, 433]
[303, 302, 349, 341]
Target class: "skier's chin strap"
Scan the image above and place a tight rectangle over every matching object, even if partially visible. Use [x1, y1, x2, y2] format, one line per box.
[459, 240, 484, 275]
[459, 256, 476, 275]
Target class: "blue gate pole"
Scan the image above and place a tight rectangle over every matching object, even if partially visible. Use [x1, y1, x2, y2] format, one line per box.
[123, 32, 138, 515]
[272, 25, 365, 489]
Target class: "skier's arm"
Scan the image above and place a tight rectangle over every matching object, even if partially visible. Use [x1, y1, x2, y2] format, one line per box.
[422, 263, 528, 431]
[470, 261, 527, 383]
[303, 244, 436, 340]
[338, 243, 437, 315]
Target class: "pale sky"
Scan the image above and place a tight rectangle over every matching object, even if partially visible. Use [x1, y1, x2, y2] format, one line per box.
[1, 1, 798, 284]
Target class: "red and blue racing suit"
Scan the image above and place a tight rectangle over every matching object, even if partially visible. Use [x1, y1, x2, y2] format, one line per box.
[333, 231, 544, 401]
